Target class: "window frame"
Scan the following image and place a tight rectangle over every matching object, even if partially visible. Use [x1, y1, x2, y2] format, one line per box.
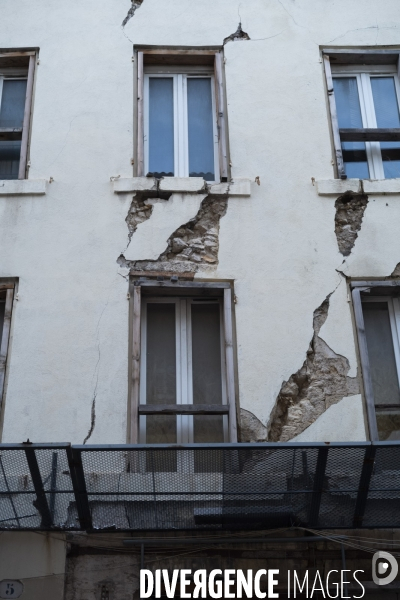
[143, 69, 220, 182]
[352, 281, 400, 441]
[0, 52, 36, 180]
[128, 280, 238, 444]
[323, 50, 400, 180]
[135, 48, 229, 183]
[331, 65, 400, 179]
[0, 282, 15, 422]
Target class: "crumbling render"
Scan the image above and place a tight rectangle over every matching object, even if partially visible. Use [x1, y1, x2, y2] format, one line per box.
[125, 193, 155, 244]
[391, 263, 400, 277]
[223, 22, 250, 44]
[122, 0, 144, 27]
[118, 194, 228, 274]
[334, 191, 368, 256]
[264, 295, 360, 442]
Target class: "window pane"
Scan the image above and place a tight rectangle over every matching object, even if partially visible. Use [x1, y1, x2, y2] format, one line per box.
[146, 303, 177, 405]
[0, 79, 27, 128]
[191, 302, 224, 447]
[148, 77, 174, 177]
[363, 301, 400, 440]
[371, 77, 400, 179]
[191, 303, 223, 405]
[187, 78, 215, 181]
[333, 77, 369, 178]
[0, 141, 21, 179]
[146, 416, 177, 444]
[194, 415, 224, 443]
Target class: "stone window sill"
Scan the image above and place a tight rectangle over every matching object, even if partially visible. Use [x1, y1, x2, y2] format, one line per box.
[0, 179, 48, 195]
[113, 176, 251, 197]
[316, 178, 400, 195]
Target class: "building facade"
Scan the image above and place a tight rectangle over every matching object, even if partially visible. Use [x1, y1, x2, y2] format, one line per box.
[1, 0, 400, 598]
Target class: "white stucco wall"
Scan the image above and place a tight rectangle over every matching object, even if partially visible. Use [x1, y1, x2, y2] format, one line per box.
[0, 0, 400, 444]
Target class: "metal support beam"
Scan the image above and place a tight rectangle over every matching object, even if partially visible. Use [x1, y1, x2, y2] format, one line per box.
[124, 535, 347, 546]
[24, 447, 52, 528]
[340, 128, 400, 142]
[353, 445, 376, 527]
[307, 447, 329, 527]
[138, 404, 229, 415]
[67, 447, 92, 531]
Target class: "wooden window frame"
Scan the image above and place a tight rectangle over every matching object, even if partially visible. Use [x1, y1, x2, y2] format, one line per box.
[135, 47, 229, 182]
[352, 280, 400, 441]
[323, 50, 400, 180]
[0, 282, 15, 417]
[128, 280, 238, 444]
[0, 51, 36, 180]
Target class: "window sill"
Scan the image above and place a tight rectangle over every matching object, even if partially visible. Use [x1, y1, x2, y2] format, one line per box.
[113, 177, 251, 197]
[316, 178, 400, 196]
[0, 179, 48, 196]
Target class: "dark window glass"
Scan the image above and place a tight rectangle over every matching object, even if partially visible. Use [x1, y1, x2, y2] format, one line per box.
[333, 77, 369, 179]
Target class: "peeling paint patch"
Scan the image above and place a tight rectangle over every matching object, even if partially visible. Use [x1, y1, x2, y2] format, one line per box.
[122, 0, 144, 27]
[224, 22, 250, 44]
[267, 295, 360, 442]
[334, 191, 368, 256]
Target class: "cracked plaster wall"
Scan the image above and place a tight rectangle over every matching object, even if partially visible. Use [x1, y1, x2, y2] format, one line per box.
[1, 0, 400, 445]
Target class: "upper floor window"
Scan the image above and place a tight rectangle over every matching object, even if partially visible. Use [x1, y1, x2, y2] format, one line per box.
[0, 52, 36, 180]
[144, 69, 219, 181]
[135, 48, 229, 183]
[324, 51, 400, 180]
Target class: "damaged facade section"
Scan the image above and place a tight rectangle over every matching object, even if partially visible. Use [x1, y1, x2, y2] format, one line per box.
[122, 0, 144, 27]
[263, 295, 359, 442]
[334, 191, 368, 256]
[120, 194, 227, 273]
[158, 195, 227, 266]
[223, 23, 250, 44]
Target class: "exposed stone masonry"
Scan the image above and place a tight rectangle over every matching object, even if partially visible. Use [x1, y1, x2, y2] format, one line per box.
[158, 195, 227, 266]
[239, 295, 360, 443]
[266, 295, 360, 441]
[334, 191, 368, 256]
[119, 194, 228, 274]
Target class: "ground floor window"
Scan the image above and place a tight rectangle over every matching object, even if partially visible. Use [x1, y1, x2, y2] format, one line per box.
[129, 280, 237, 446]
[352, 283, 400, 440]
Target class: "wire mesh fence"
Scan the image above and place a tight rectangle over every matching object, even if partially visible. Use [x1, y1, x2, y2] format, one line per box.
[0, 442, 399, 531]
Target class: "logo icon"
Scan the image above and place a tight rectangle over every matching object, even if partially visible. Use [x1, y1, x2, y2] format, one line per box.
[372, 551, 398, 586]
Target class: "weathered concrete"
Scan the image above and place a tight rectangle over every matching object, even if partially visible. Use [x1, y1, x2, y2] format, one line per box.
[0, 532, 66, 600]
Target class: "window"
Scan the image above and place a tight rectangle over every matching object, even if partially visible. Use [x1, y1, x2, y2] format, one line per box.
[0, 52, 36, 180]
[352, 283, 400, 441]
[324, 52, 400, 180]
[0, 284, 14, 416]
[136, 49, 229, 183]
[128, 280, 237, 445]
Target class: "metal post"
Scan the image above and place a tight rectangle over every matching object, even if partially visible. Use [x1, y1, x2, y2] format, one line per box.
[49, 452, 58, 522]
[24, 447, 52, 528]
[308, 447, 329, 527]
[67, 447, 92, 530]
